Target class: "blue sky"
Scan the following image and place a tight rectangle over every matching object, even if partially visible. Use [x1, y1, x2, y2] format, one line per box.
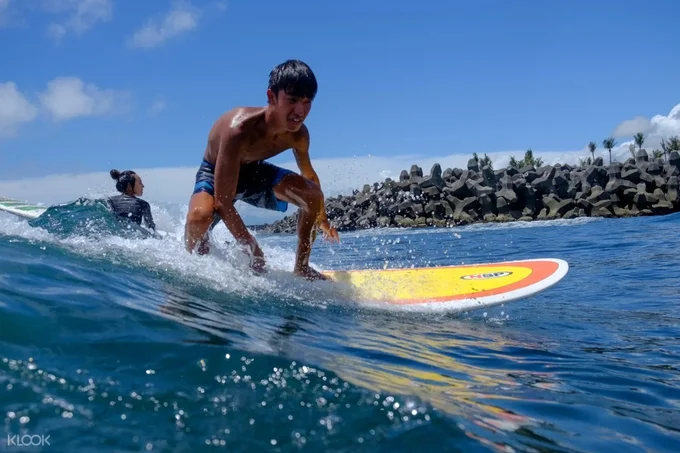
[1, 0, 679, 222]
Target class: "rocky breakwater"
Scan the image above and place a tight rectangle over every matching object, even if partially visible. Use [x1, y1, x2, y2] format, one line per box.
[256, 150, 680, 233]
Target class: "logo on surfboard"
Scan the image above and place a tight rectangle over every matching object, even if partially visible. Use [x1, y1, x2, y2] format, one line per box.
[460, 271, 513, 280]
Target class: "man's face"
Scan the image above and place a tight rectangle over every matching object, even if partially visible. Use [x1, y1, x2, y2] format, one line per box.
[268, 89, 312, 132]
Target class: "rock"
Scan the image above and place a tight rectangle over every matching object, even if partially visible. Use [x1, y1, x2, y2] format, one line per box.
[532, 166, 557, 194]
[621, 167, 641, 183]
[667, 176, 679, 205]
[466, 178, 494, 197]
[666, 151, 680, 178]
[605, 164, 637, 195]
[496, 175, 518, 204]
[479, 194, 495, 218]
[467, 158, 480, 172]
[446, 177, 472, 199]
[482, 166, 496, 187]
[255, 156, 680, 233]
[542, 195, 576, 218]
[419, 163, 446, 190]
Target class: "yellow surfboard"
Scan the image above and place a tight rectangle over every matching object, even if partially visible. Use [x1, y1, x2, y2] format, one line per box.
[322, 258, 568, 311]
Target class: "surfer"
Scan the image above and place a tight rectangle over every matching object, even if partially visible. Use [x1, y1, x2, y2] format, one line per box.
[108, 169, 156, 231]
[183, 59, 339, 281]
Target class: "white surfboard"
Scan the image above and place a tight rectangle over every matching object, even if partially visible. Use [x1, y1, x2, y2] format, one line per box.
[0, 197, 47, 220]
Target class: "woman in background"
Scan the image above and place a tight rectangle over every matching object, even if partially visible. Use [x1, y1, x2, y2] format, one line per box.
[109, 169, 156, 231]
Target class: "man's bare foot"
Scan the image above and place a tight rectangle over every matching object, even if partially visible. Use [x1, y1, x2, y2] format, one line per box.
[294, 266, 329, 281]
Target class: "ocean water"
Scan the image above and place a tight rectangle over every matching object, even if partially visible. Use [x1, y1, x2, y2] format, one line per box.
[1, 201, 679, 453]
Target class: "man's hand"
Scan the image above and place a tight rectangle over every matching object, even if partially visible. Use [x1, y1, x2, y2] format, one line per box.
[318, 219, 340, 243]
[242, 235, 266, 273]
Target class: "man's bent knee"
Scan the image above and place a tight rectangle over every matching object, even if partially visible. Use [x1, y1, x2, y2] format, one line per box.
[186, 205, 214, 225]
[301, 181, 323, 213]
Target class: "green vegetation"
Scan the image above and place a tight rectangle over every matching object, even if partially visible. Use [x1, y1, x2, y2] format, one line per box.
[602, 137, 617, 163]
[588, 141, 597, 161]
[508, 149, 544, 169]
[472, 152, 494, 170]
[578, 156, 593, 168]
[660, 136, 680, 161]
[474, 132, 679, 173]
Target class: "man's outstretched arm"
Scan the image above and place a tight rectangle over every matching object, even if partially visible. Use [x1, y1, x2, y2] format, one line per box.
[292, 127, 339, 241]
[213, 129, 265, 268]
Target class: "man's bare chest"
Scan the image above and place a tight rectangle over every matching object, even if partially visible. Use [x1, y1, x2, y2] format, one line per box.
[242, 139, 294, 162]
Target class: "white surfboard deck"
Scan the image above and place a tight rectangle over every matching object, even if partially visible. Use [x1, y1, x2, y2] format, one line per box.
[0, 197, 47, 220]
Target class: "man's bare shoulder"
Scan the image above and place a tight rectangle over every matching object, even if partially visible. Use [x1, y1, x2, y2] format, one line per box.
[211, 107, 265, 138]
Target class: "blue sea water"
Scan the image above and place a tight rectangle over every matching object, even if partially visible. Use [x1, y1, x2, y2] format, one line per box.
[1, 201, 679, 452]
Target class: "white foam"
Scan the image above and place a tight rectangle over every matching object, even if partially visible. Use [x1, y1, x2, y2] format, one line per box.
[0, 202, 574, 314]
[0, 205, 342, 309]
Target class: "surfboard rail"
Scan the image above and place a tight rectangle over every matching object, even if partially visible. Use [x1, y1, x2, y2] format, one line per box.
[0, 197, 47, 220]
[323, 258, 569, 311]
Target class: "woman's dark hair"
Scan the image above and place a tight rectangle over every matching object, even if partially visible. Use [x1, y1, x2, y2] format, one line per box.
[110, 169, 137, 193]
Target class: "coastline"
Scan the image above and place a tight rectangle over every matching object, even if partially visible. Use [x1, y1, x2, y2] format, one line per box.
[253, 150, 680, 234]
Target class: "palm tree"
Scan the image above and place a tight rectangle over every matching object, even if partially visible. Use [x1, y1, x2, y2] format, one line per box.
[669, 136, 680, 151]
[634, 132, 645, 151]
[628, 143, 636, 159]
[661, 136, 680, 161]
[522, 149, 544, 167]
[509, 156, 518, 168]
[660, 138, 670, 161]
[480, 153, 494, 170]
[472, 152, 494, 170]
[652, 150, 664, 159]
[602, 137, 616, 163]
[588, 141, 597, 160]
[579, 156, 593, 168]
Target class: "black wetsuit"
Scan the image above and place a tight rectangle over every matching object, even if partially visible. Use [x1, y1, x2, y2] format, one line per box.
[108, 194, 156, 230]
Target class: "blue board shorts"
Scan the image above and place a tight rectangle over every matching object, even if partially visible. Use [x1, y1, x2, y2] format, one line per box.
[192, 158, 294, 219]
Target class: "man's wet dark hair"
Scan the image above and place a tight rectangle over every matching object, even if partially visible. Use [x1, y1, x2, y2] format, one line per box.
[110, 169, 137, 193]
[268, 59, 318, 101]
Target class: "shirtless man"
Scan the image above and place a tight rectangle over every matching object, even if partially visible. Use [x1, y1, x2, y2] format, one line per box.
[183, 59, 339, 280]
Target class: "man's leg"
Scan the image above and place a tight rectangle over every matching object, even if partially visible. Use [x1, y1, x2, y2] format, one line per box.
[272, 173, 325, 279]
[184, 192, 217, 254]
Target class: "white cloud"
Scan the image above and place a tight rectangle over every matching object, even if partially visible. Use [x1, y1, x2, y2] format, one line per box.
[44, 0, 112, 41]
[611, 103, 680, 153]
[612, 116, 649, 137]
[38, 77, 131, 121]
[0, 0, 11, 25]
[0, 148, 618, 225]
[128, 2, 199, 49]
[0, 82, 39, 138]
[2, 102, 679, 224]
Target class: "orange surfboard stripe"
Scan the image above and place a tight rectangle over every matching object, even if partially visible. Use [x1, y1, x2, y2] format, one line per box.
[390, 259, 559, 305]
